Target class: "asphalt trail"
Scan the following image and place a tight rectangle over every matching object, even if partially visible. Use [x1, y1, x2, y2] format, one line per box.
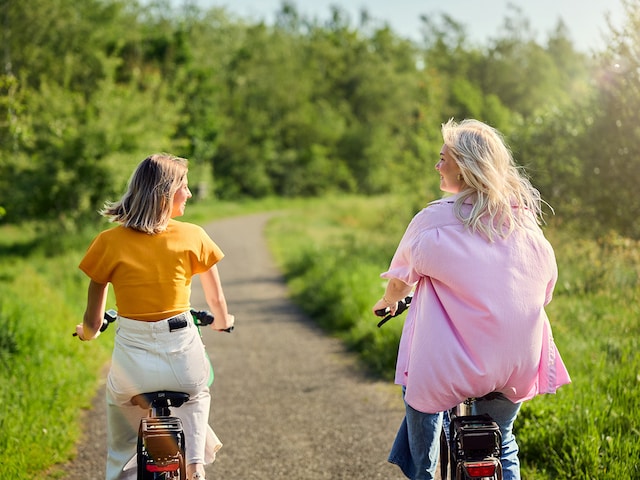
[61, 212, 408, 480]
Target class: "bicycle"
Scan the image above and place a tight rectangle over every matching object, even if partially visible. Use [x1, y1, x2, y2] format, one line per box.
[375, 297, 503, 480]
[75, 308, 231, 479]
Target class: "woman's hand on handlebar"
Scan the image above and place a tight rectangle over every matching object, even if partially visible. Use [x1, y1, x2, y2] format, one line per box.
[373, 279, 413, 317]
[373, 298, 398, 317]
[373, 291, 413, 328]
[212, 313, 235, 332]
[74, 323, 100, 341]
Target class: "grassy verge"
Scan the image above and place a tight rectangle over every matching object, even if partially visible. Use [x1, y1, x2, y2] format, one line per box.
[265, 195, 640, 479]
[266, 195, 411, 375]
[0, 235, 112, 478]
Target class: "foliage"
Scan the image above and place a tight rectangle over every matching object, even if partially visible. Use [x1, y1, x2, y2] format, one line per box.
[0, 0, 182, 226]
[572, 0, 640, 238]
[209, 5, 429, 198]
[2, 0, 638, 239]
[512, 0, 640, 239]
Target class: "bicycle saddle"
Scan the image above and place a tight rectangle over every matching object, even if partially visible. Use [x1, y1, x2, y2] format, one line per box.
[131, 391, 191, 409]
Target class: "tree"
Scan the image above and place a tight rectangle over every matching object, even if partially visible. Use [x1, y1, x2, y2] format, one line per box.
[418, 13, 513, 132]
[0, 0, 182, 225]
[575, 0, 640, 237]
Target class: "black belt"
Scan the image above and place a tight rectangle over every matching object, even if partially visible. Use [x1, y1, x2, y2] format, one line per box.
[167, 312, 190, 332]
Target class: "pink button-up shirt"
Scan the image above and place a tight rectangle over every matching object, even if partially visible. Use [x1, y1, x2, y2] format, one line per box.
[382, 195, 571, 413]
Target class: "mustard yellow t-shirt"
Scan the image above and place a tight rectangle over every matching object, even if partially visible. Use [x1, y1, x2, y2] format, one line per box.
[79, 219, 224, 321]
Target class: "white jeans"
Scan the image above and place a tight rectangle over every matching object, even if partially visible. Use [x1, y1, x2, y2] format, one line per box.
[105, 313, 221, 480]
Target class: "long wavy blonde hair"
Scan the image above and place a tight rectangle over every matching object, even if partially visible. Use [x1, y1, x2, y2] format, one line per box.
[101, 153, 188, 234]
[440, 119, 546, 241]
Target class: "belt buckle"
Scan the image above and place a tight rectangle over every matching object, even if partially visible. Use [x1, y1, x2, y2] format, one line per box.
[168, 314, 188, 332]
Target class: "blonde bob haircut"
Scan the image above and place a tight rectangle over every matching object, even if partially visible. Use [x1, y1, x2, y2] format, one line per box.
[440, 119, 546, 242]
[101, 153, 188, 234]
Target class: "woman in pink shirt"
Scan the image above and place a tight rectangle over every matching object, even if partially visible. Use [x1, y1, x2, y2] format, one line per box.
[372, 119, 570, 480]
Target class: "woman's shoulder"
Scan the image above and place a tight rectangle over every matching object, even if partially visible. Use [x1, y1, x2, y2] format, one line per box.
[169, 219, 203, 230]
[168, 219, 211, 239]
[94, 224, 127, 239]
[412, 196, 459, 226]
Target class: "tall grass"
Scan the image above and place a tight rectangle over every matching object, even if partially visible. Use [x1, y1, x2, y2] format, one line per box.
[267, 195, 411, 375]
[516, 230, 640, 478]
[266, 195, 640, 479]
[0, 230, 113, 478]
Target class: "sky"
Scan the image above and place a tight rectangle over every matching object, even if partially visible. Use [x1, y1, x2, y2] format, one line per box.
[178, 0, 626, 52]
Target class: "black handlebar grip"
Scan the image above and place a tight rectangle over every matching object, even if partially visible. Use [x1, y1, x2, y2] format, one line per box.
[375, 295, 413, 328]
[190, 309, 234, 333]
[100, 309, 118, 332]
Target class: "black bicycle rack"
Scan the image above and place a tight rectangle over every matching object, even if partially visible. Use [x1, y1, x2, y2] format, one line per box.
[132, 392, 190, 480]
[442, 413, 503, 480]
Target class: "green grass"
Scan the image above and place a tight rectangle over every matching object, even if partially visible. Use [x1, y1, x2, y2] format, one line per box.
[1, 195, 639, 478]
[0, 250, 113, 478]
[265, 196, 640, 479]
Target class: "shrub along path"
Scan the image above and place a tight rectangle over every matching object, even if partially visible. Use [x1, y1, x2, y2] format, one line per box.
[61, 212, 409, 479]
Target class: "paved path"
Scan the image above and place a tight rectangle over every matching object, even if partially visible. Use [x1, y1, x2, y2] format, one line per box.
[61, 213, 409, 479]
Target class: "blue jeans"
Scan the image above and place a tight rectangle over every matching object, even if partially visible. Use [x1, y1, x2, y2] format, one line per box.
[473, 394, 521, 478]
[388, 391, 521, 480]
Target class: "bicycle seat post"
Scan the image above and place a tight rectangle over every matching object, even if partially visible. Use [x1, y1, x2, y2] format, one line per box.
[459, 398, 474, 417]
[151, 398, 172, 418]
[132, 391, 190, 417]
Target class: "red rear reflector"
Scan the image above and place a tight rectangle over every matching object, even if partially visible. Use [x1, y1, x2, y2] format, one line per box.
[146, 463, 179, 472]
[464, 461, 497, 477]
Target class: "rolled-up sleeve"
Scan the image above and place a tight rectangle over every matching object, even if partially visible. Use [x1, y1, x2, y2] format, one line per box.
[381, 215, 423, 286]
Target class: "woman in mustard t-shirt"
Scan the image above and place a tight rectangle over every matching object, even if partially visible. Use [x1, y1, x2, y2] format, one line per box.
[76, 153, 234, 480]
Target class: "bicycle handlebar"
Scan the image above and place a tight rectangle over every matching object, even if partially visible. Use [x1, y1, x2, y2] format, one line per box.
[73, 309, 233, 336]
[375, 294, 413, 328]
[190, 309, 234, 332]
[71, 309, 117, 337]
